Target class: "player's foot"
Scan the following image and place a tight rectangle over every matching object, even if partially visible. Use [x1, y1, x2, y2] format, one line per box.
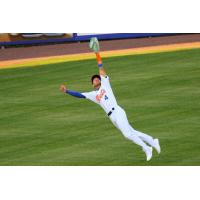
[145, 146, 153, 161]
[153, 138, 161, 154]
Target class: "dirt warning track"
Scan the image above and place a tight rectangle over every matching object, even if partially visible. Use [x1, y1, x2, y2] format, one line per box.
[0, 34, 200, 69]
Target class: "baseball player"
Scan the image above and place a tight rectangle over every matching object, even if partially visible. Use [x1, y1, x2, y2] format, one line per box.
[60, 37, 161, 161]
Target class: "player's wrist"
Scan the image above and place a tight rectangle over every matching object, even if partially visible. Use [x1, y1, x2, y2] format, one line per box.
[98, 63, 103, 68]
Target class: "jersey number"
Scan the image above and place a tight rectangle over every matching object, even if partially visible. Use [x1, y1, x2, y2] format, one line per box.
[104, 95, 109, 100]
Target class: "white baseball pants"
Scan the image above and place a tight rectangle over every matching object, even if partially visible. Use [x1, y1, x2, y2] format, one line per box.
[109, 105, 155, 152]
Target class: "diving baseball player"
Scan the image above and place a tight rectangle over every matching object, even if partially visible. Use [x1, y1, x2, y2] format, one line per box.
[60, 37, 161, 161]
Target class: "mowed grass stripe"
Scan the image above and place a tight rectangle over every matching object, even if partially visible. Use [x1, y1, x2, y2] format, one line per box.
[0, 48, 200, 165]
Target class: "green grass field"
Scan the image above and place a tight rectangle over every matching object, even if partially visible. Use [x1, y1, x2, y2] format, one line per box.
[0, 48, 200, 165]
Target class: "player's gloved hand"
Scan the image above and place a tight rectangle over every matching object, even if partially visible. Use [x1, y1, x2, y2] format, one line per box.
[60, 84, 67, 93]
[89, 37, 100, 52]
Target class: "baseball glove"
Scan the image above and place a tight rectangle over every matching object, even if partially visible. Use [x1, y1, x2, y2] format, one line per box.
[89, 37, 100, 52]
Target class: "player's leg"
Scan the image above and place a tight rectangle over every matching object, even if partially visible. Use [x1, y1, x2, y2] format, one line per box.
[116, 106, 160, 154]
[128, 121, 161, 154]
[114, 108, 148, 151]
[113, 108, 153, 161]
[129, 125, 155, 147]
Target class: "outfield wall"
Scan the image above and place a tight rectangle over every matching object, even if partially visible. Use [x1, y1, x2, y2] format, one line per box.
[0, 33, 176, 47]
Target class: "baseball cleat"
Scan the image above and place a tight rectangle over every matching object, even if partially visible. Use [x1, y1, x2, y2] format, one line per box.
[145, 146, 153, 161]
[153, 138, 161, 154]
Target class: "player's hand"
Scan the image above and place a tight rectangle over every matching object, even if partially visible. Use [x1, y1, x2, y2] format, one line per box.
[60, 84, 67, 93]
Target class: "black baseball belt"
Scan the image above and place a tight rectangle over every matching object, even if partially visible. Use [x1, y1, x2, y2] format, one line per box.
[107, 107, 115, 116]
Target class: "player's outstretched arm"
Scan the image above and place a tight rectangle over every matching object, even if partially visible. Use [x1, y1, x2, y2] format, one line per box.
[60, 84, 86, 98]
[89, 37, 107, 77]
[95, 52, 106, 77]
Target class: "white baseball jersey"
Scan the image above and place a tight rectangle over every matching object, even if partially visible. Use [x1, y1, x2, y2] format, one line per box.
[82, 75, 118, 114]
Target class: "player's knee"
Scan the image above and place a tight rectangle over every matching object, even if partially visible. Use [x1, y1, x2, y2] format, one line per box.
[118, 126, 133, 140]
[122, 132, 133, 140]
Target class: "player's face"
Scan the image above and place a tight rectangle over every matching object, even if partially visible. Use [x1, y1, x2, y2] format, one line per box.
[92, 78, 101, 88]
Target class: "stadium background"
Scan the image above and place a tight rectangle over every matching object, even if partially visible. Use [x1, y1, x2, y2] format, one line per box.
[0, 33, 200, 165]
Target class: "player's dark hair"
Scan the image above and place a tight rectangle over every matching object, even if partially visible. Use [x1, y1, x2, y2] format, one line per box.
[91, 74, 101, 83]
